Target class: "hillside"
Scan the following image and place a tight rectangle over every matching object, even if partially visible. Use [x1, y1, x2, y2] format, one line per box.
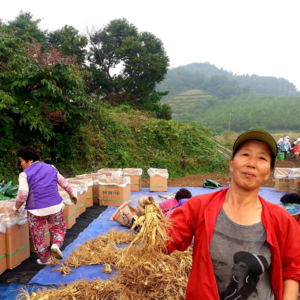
[157, 62, 299, 98]
[1, 103, 230, 184]
[170, 93, 300, 132]
[162, 89, 217, 119]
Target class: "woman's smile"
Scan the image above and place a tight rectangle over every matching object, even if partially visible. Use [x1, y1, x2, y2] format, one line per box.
[242, 172, 256, 178]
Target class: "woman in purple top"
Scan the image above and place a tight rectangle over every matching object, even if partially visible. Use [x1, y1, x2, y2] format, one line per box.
[12, 146, 77, 265]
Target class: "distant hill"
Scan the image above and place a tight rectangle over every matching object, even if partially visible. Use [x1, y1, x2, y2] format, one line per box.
[171, 92, 300, 132]
[162, 89, 217, 118]
[157, 62, 300, 98]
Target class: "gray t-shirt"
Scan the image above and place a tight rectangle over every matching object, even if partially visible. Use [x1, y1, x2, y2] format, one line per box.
[210, 208, 274, 300]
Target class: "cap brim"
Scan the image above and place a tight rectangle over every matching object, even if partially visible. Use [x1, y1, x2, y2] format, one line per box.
[233, 130, 277, 157]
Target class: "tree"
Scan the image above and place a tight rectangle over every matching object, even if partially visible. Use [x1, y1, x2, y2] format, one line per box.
[1, 11, 47, 45]
[0, 30, 92, 142]
[48, 25, 88, 64]
[87, 18, 169, 105]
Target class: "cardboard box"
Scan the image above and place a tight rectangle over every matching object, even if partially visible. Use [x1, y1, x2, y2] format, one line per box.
[97, 169, 123, 176]
[64, 204, 76, 229]
[0, 232, 6, 275]
[129, 175, 142, 192]
[29, 223, 50, 253]
[123, 169, 143, 192]
[86, 186, 93, 208]
[150, 175, 168, 192]
[76, 174, 102, 204]
[67, 179, 88, 216]
[288, 168, 300, 194]
[289, 178, 300, 194]
[274, 168, 290, 192]
[275, 177, 290, 192]
[6, 222, 30, 269]
[98, 176, 131, 206]
[78, 191, 87, 215]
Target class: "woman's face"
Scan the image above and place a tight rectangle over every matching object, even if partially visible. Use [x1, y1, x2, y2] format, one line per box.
[229, 140, 272, 191]
[232, 261, 249, 278]
[19, 157, 33, 170]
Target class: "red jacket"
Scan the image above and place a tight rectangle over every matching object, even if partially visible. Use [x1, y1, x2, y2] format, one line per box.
[168, 188, 300, 300]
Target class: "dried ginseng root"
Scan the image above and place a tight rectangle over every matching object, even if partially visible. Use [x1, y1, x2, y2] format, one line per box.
[127, 196, 172, 252]
[18, 198, 192, 300]
[52, 266, 72, 277]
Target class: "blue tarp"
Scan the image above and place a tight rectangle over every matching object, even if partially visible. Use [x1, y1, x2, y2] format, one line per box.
[0, 283, 58, 300]
[28, 187, 285, 287]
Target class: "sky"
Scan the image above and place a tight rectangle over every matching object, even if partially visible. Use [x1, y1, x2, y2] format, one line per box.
[2, 0, 300, 90]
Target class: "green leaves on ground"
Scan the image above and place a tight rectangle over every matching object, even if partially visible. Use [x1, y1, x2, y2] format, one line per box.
[0, 182, 18, 200]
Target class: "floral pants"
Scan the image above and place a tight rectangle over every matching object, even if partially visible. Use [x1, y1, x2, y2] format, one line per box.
[28, 210, 67, 262]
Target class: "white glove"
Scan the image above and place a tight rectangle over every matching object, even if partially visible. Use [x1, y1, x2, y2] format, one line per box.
[135, 196, 148, 217]
[12, 205, 19, 214]
[70, 194, 78, 204]
[135, 196, 159, 217]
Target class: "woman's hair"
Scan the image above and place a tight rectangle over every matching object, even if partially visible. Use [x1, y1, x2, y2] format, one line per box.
[232, 140, 276, 169]
[175, 188, 192, 201]
[233, 251, 269, 276]
[280, 193, 300, 205]
[17, 146, 40, 162]
[221, 251, 268, 300]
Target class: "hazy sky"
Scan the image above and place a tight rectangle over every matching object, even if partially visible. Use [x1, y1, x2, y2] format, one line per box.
[2, 0, 300, 90]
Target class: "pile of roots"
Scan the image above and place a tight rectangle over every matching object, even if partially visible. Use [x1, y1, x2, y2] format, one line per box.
[18, 197, 192, 300]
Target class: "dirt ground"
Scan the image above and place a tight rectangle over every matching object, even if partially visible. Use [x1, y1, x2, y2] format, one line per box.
[142, 156, 300, 189]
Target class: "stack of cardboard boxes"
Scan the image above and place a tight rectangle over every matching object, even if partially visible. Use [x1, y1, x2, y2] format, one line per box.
[98, 175, 131, 206]
[0, 202, 30, 275]
[123, 168, 142, 192]
[274, 168, 290, 192]
[59, 190, 76, 229]
[274, 167, 300, 194]
[76, 173, 103, 204]
[289, 168, 300, 194]
[66, 179, 88, 217]
[148, 168, 169, 192]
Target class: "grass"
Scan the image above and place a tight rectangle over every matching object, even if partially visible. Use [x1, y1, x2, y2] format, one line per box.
[1, 103, 230, 183]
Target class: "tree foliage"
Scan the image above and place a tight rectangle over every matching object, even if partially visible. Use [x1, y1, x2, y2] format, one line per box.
[157, 62, 299, 99]
[87, 18, 169, 105]
[1, 11, 47, 45]
[48, 25, 88, 64]
[0, 28, 93, 168]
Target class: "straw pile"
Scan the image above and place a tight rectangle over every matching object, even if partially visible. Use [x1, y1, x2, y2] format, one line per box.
[18, 197, 192, 300]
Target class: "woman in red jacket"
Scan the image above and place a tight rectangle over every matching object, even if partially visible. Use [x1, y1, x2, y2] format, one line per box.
[137, 130, 300, 300]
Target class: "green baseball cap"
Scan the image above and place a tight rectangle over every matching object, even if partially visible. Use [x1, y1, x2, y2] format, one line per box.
[233, 130, 277, 157]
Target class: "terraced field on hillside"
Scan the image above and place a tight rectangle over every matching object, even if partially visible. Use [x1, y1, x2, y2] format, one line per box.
[162, 89, 217, 121]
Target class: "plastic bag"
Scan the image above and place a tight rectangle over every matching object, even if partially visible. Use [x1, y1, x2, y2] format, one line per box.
[98, 176, 131, 188]
[97, 168, 123, 177]
[123, 168, 143, 176]
[76, 173, 101, 185]
[147, 168, 169, 179]
[203, 179, 222, 189]
[0, 200, 27, 234]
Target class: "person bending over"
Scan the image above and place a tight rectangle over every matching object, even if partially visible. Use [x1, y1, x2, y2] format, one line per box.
[13, 146, 77, 265]
[159, 188, 192, 216]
